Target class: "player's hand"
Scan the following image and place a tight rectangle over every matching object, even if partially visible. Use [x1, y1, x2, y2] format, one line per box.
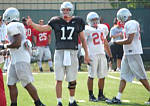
[84, 54, 90, 65]
[27, 16, 32, 26]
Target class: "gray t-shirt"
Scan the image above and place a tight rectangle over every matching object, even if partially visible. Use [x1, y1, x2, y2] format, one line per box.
[110, 26, 123, 42]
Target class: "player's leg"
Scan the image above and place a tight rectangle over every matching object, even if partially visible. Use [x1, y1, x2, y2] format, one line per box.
[54, 50, 65, 106]
[0, 69, 6, 106]
[116, 45, 123, 72]
[7, 64, 19, 106]
[44, 47, 54, 72]
[106, 55, 132, 104]
[66, 50, 78, 106]
[97, 54, 108, 101]
[37, 47, 43, 72]
[128, 55, 150, 104]
[87, 55, 97, 102]
[16, 62, 45, 106]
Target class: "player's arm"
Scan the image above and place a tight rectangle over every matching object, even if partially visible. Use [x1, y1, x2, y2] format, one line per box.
[79, 31, 90, 64]
[6, 34, 21, 49]
[27, 16, 52, 32]
[48, 34, 51, 45]
[104, 39, 112, 58]
[114, 33, 134, 45]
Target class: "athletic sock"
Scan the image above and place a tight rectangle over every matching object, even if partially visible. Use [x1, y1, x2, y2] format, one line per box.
[69, 96, 75, 103]
[11, 102, 17, 106]
[34, 99, 42, 106]
[116, 92, 122, 100]
[57, 98, 62, 103]
[48, 60, 53, 68]
[98, 89, 103, 97]
[37, 61, 42, 68]
[89, 90, 93, 96]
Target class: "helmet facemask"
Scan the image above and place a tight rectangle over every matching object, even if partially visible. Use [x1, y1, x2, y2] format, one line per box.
[87, 12, 100, 28]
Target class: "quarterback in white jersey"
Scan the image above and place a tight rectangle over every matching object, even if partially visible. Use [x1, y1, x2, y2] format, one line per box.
[84, 12, 112, 102]
[106, 8, 150, 105]
[2, 7, 45, 106]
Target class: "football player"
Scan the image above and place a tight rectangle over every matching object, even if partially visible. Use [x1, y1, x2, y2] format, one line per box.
[27, 1, 90, 106]
[84, 12, 112, 102]
[106, 8, 150, 105]
[33, 19, 54, 72]
[2, 7, 45, 106]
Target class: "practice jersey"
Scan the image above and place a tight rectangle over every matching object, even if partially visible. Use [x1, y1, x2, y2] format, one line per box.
[0, 22, 7, 42]
[7, 22, 31, 64]
[123, 20, 143, 55]
[84, 24, 109, 56]
[24, 25, 34, 42]
[48, 16, 85, 50]
[34, 30, 51, 46]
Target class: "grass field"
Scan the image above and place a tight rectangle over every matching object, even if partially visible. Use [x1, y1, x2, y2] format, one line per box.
[3, 71, 150, 106]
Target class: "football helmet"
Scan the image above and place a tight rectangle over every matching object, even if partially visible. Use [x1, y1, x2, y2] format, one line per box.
[60, 1, 74, 17]
[86, 12, 100, 27]
[117, 8, 132, 22]
[3, 7, 20, 23]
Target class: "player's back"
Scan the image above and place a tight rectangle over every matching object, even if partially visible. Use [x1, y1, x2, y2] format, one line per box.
[7, 22, 31, 64]
[123, 20, 143, 55]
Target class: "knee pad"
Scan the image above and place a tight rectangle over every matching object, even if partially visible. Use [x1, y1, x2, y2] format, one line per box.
[68, 81, 76, 89]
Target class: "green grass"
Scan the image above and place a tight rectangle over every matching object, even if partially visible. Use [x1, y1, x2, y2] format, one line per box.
[3, 72, 150, 106]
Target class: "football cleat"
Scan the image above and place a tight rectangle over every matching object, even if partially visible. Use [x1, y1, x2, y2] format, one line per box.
[97, 95, 108, 101]
[106, 97, 121, 104]
[57, 102, 63, 106]
[50, 67, 54, 72]
[68, 100, 78, 106]
[89, 94, 97, 102]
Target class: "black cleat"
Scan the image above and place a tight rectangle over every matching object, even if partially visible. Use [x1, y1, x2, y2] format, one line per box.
[89, 94, 97, 102]
[106, 97, 121, 104]
[50, 67, 54, 72]
[39, 67, 43, 72]
[97, 95, 108, 101]
[57, 102, 63, 106]
[68, 101, 78, 106]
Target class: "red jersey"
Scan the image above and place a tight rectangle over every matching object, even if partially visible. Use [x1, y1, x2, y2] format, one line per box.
[24, 25, 34, 42]
[34, 30, 51, 46]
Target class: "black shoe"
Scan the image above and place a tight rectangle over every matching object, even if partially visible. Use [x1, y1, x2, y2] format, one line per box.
[39, 67, 43, 72]
[68, 101, 78, 106]
[106, 97, 121, 104]
[50, 67, 54, 72]
[36, 104, 45, 106]
[89, 95, 97, 102]
[97, 95, 108, 101]
[57, 102, 63, 106]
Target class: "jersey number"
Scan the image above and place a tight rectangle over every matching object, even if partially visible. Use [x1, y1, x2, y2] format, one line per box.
[92, 32, 104, 45]
[61, 27, 74, 40]
[39, 33, 47, 41]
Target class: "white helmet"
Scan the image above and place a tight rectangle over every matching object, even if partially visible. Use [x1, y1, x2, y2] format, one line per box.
[86, 12, 100, 27]
[117, 8, 132, 22]
[60, 1, 74, 17]
[3, 7, 20, 23]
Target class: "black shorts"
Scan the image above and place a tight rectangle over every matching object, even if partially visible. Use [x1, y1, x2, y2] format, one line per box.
[110, 43, 123, 59]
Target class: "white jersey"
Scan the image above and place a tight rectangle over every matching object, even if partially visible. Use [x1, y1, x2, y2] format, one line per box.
[0, 22, 7, 41]
[84, 24, 109, 56]
[123, 20, 143, 55]
[7, 22, 31, 64]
